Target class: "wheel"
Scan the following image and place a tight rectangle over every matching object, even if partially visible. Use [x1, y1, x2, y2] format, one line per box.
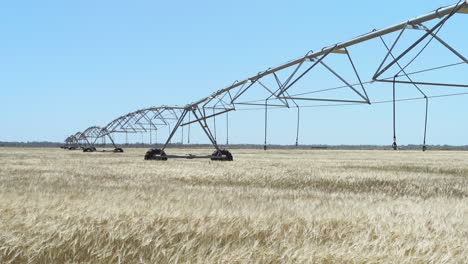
[83, 147, 94, 152]
[422, 145, 427, 152]
[114, 148, 124, 153]
[144, 148, 167, 160]
[211, 149, 233, 161]
[392, 142, 398, 150]
[91, 146, 97, 151]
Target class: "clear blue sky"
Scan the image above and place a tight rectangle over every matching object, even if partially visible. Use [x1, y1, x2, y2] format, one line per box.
[1, 0, 467, 145]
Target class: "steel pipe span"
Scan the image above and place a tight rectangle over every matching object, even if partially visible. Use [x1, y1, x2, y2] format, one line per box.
[189, 1, 468, 107]
[65, 1, 467, 160]
[65, 106, 185, 152]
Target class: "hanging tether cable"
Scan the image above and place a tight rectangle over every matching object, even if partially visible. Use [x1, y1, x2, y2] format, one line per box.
[264, 99, 268, 151]
[181, 121, 184, 145]
[396, 5, 463, 151]
[261, 96, 300, 148]
[226, 112, 229, 145]
[213, 108, 217, 142]
[380, 35, 430, 151]
[272, 70, 301, 147]
[392, 76, 398, 150]
[423, 98, 429, 151]
[187, 111, 191, 144]
[296, 106, 300, 147]
[149, 122, 152, 145]
[376, 2, 463, 151]
[283, 90, 300, 147]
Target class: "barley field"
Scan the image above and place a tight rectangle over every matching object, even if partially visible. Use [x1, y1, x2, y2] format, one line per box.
[0, 147, 467, 263]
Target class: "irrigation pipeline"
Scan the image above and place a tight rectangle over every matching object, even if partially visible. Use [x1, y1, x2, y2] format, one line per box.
[66, 1, 467, 158]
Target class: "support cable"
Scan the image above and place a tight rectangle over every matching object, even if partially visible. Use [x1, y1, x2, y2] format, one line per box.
[284, 91, 301, 147]
[392, 77, 397, 150]
[264, 99, 268, 151]
[273, 71, 301, 146]
[296, 107, 300, 147]
[423, 98, 429, 151]
[398, 2, 467, 150]
[390, 61, 467, 80]
[187, 111, 191, 144]
[380, 35, 430, 151]
[226, 112, 229, 145]
[181, 123, 184, 144]
[213, 108, 217, 142]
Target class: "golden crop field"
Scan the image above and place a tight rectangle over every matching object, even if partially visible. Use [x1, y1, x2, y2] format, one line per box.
[0, 147, 467, 263]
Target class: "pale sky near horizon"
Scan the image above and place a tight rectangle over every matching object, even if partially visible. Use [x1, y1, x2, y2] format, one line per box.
[1, 0, 467, 145]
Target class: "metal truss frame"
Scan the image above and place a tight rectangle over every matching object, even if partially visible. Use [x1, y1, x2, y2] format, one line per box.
[78, 126, 123, 153]
[63, 133, 81, 150]
[370, 4, 468, 151]
[143, 1, 467, 160]
[70, 106, 186, 153]
[63, 132, 85, 150]
[65, 1, 468, 160]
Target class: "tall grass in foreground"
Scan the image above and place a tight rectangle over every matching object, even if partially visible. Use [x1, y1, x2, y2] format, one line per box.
[0, 148, 467, 263]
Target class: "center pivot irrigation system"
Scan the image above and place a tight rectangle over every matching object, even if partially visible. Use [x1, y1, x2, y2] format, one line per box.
[64, 1, 468, 161]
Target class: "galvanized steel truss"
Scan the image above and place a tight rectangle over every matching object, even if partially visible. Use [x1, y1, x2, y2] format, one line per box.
[65, 1, 468, 159]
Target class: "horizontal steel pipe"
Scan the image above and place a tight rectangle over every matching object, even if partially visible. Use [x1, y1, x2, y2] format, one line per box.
[189, 1, 467, 107]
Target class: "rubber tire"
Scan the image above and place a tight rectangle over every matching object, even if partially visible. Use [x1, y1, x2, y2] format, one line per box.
[144, 148, 167, 160]
[114, 148, 124, 153]
[211, 149, 233, 161]
[83, 147, 94, 152]
[422, 145, 427, 152]
[392, 142, 398, 150]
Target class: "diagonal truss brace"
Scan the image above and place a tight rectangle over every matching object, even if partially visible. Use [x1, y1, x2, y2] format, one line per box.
[373, 2, 467, 82]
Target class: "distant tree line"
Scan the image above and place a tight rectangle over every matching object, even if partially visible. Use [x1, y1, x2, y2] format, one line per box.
[0, 141, 467, 150]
